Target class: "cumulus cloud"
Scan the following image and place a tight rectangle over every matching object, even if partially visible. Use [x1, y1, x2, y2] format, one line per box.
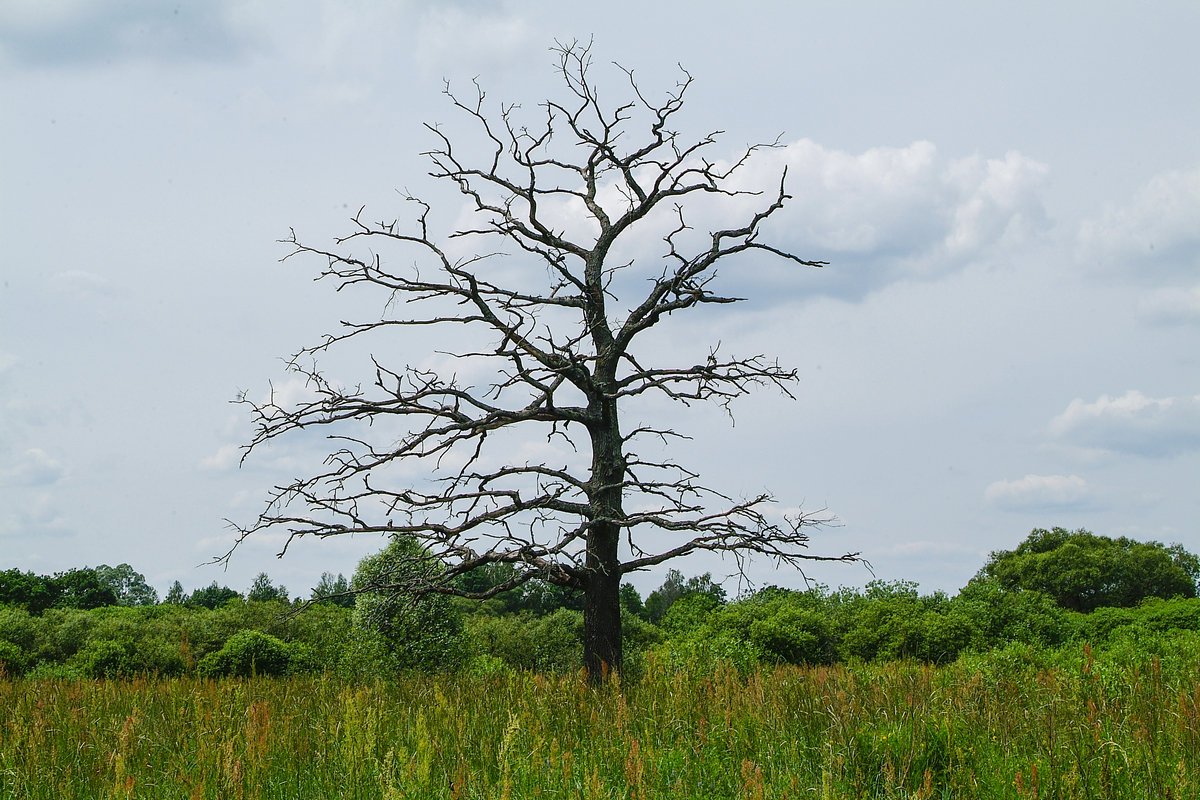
[767, 141, 1047, 263]
[603, 139, 1051, 302]
[0, 0, 247, 67]
[1077, 166, 1200, 280]
[0, 448, 65, 487]
[1049, 390, 1200, 457]
[984, 474, 1092, 511]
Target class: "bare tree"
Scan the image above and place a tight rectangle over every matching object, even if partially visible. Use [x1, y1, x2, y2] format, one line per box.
[231, 41, 858, 681]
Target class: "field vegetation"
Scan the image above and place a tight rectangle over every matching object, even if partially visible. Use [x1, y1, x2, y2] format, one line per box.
[3, 638, 1199, 799]
[2, 527, 1199, 797]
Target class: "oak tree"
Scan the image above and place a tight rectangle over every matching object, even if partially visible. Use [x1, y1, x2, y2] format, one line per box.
[232, 41, 857, 680]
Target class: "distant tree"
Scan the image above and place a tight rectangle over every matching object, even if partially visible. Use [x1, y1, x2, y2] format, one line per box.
[645, 569, 727, 624]
[351, 537, 466, 672]
[227, 41, 856, 681]
[519, 580, 585, 616]
[93, 563, 159, 606]
[164, 580, 187, 605]
[619, 583, 647, 619]
[247, 572, 289, 603]
[0, 569, 55, 614]
[51, 569, 118, 610]
[310, 572, 355, 608]
[188, 582, 242, 609]
[972, 527, 1200, 612]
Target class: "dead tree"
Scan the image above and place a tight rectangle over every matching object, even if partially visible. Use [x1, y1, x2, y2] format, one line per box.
[232, 41, 858, 681]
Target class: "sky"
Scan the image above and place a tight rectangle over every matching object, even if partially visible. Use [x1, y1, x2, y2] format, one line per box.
[1, 1, 1197, 601]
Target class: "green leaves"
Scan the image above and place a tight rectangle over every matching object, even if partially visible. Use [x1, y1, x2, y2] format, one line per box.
[975, 527, 1198, 612]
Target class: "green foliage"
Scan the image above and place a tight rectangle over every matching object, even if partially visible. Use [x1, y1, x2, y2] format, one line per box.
[464, 609, 581, 672]
[954, 577, 1072, 648]
[974, 526, 1199, 612]
[50, 568, 119, 609]
[0, 569, 56, 613]
[659, 592, 720, 636]
[164, 580, 186, 605]
[352, 537, 467, 672]
[644, 569, 727, 623]
[187, 581, 242, 609]
[26, 658, 1200, 798]
[0, 568, 119, 613]
[619, 582, 646, 618]
[197, 629, 295, 677]
[310, 571, 354, 607]
[246, 572, 289, 603]
[3, 533, 1197, 683]
[92, 563, 159, 606]
[74, 638, 132, 678]
[518, 580, 584, 615]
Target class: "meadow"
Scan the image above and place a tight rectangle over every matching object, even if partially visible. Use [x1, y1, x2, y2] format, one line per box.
[3, 639, 1199, 800]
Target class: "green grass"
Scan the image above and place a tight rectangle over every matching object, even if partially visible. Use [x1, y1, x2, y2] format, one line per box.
[2, 642, 1198, 799]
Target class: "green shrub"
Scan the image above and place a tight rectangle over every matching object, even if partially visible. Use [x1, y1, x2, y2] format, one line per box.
[198, 630, 294, 677]
[74, 639, 131, 678]
[0, 639, 31, 675]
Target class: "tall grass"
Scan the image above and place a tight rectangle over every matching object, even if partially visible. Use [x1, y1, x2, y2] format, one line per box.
[2, 639, 1198, 798]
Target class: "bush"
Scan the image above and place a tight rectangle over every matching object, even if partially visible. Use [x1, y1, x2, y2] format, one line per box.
[74, 639, 131, 678]
[351, 537, 468, 672]
[0, 639, 31, 675]
[198, 630, 295, 677]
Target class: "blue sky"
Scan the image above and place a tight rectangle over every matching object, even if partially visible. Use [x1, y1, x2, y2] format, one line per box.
[1, 1, 1197, 599]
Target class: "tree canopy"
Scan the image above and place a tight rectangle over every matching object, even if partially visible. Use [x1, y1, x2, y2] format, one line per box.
[971, 527, 1199, 612]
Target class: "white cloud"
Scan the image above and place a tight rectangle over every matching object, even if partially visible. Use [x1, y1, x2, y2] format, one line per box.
[0, 0, 246, 66]
[1077, 165, 1200, 279]
[0, 490, 71, 539]
[1049, 390, 1200, 457]
[667, 139, 1050, 300]
[984, 474, 1092, 511]
[199, 443, 243, 472]
[413, 7, 535, 78]
[1138, 285, 1200, 325]
[0, 448, 65, 487]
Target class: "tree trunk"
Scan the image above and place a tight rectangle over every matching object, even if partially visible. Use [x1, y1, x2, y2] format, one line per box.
[582, 542, 622, 682]
[583, 377, 625, 682]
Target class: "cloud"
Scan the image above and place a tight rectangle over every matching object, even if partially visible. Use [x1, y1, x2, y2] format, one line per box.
[1138, 285, 1200, 326]
[607, 139, 1051, 302]
[771, 142, 1048, 271]
[1049, 390, 1200, 457]
[413, 7, 535, 78]
[0, 0, 247, 67]
[199, 443, 243, 472]
[47, 270, 115, 299]
[1077, 165, 1200, 280]
[0, 491, 72, 539]
[0, 448, 65, 487]
[984, 474, 1092, 511]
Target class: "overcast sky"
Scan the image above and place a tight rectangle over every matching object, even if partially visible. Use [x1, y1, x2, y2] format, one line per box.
[2, 1, 1197, 600]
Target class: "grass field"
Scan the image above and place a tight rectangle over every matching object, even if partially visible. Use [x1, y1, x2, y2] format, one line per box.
[2, 641, 1198, 799]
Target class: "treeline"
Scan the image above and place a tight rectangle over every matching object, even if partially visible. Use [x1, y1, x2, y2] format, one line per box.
[1, 527, 1197, 679]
